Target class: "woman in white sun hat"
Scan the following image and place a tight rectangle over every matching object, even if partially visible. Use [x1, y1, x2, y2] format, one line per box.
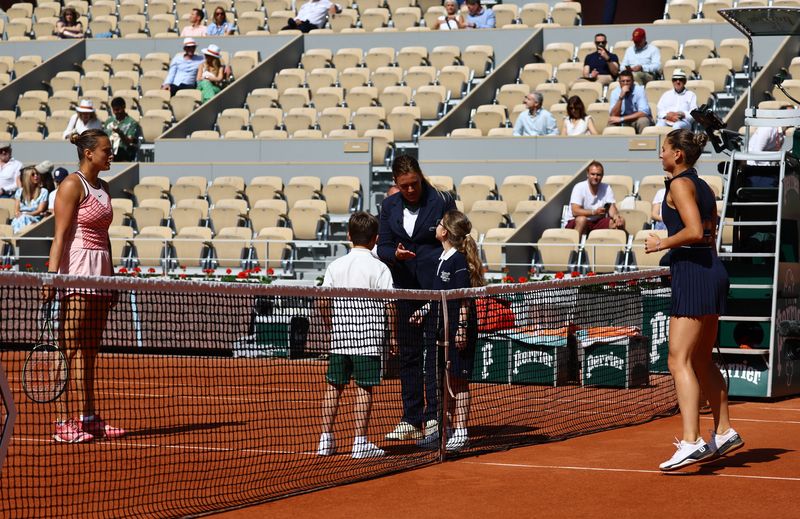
[196, 44, 227, 104]
[62, 99, 102, 140]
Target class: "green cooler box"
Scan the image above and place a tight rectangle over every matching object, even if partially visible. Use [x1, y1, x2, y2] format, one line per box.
[505, 330, 579, 386]
[254, 315, 291, 358]
[470, 334, 511, 384]
[581, 334, 650, 388]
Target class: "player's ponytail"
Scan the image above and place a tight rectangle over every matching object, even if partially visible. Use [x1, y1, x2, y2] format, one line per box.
[441, 210, 485, 288]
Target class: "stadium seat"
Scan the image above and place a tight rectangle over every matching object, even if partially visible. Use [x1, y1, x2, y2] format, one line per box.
[249, 199, 289, 233]
[110, 199, 134, 227]
[133, 226, 173, 268]
[396, 46, 429, 70]
[472, 105, 507, 136]
[519, 3, 549, 26]
[540, 175, 573, 200]
[405, 65, 438, 91]
[379, 85, 412, 114]
[212, 227, 254, 269]
[550, 1, 581, 26]
[173, 226, 213, 268]
[519, 63, 553, 89]
[364, 128, 395, 167]
[511, 199, 546, 226]
[256, 226, 295, 271]
[171, 90, 202, 120]
[458, 175, 497, 213]
[499, 175, 539, 213]
[468, 200, 509, 237]
[583, 229, 626, 273]
[618, 200, 652, 234]
[534, 228, 580, 273]
[462, 45, 494, 78]
[323, 176, 362, 215]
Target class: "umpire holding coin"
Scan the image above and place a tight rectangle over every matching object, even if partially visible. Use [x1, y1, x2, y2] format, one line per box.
[378, 155, 456, 442]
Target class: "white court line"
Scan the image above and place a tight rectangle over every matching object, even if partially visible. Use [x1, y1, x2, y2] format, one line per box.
[751, 407, 800, 412]
[702, 416, 800, 425]
[462, 461, 800, 482]
[13, 435, 316, 457]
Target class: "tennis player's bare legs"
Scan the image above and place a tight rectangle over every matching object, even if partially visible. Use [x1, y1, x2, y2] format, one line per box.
[691, 314, 732, 435]
[667, 316, 704, 442]
[449, 377, 470, 430]
[60, 295, 110, 420]
[321, 384, 343, 435]
[354, 386, 373, 438]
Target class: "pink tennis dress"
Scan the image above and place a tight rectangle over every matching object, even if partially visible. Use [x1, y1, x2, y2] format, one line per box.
[58, 172, 113, 279]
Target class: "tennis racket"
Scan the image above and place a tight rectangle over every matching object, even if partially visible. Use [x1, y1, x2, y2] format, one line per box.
[22, 302, 69, 403]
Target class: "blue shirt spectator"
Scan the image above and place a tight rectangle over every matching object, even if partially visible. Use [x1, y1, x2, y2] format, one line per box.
[621, 27, 661, 84]
[513, 92, 558, 136]
[608, 70, 652, 133]
[163, 38, 204, 96]
[207, 7, 236, 35]
[465, 0, 496, 28]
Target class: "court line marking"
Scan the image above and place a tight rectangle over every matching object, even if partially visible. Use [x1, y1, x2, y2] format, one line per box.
[702, 417, 800, 425]
[462, 461, 800, 481]
[751, 406, 800, 412]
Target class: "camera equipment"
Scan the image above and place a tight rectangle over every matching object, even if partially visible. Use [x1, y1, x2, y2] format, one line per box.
[690, 104, 743, 153]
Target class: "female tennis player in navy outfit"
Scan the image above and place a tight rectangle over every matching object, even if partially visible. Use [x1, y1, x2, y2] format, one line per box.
[645, 129, 743, 471]
[378, 156, 456, 442]
[411, 210, 482, 452]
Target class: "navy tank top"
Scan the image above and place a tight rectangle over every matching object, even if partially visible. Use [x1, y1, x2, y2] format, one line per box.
[662, 168, 717, 242]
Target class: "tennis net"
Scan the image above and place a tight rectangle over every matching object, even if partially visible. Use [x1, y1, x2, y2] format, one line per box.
[0, 269, 676, 518]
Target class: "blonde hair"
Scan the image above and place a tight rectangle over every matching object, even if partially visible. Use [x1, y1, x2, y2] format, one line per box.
[441, 210, 485, 288]
[20, 167, 42, 203]
[205, 55, 222, 76]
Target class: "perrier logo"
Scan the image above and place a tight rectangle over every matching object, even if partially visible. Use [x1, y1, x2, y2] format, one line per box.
[586, 353, 624, 379]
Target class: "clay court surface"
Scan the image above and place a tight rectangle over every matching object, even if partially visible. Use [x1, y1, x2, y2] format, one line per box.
[216, 397, 800, 519]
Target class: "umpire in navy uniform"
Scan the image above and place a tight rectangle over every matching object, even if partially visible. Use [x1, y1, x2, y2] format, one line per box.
[378, 155, 456, 442]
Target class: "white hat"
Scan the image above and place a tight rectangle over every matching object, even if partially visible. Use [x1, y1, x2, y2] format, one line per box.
[183, 37, 197, 47]
[35, 160, 54, 175]
[76, 99, 95, 113]
[202, 44, 221, 59]
[671, 68, 687, 80]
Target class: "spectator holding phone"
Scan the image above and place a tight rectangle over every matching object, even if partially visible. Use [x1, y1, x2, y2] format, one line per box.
[580, 33, 619, 86]
[435, 0, 466, 30]
[565, 160, 625, 236]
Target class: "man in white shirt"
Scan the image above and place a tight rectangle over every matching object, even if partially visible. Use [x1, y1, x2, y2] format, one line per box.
[0, 142, 23, 198]
[565, 160, 625, 236]
[284, 0, 341, 32]
[621, 27, 661, 85]
[656, 69, 697, 130]
[317, 211, 395, 459]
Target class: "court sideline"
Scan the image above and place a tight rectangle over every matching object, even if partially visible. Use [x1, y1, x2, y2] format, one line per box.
[215, 397, 800, 518]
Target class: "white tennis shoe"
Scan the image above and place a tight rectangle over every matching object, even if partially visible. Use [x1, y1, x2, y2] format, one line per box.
[659, 437, 713, 471]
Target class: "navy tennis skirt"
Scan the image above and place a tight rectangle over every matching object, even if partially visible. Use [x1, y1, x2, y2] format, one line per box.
[669, 247, 729, 317]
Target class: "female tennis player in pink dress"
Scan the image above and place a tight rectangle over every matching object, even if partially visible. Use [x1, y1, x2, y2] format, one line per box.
[44, 129, 125, 443]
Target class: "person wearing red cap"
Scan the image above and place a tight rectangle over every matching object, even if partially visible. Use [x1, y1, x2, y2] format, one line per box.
[621, 27, 661, 85]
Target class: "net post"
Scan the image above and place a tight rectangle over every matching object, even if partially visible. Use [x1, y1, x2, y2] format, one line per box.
[439, 291, 450, 461]
[0, 359, 17, 475]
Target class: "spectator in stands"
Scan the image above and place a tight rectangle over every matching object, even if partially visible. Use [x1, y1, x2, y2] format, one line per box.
[283, 0, 342, 33]
[435, 0, 466, 30]
[608, 70, 652, 134]
[464, 0, 496, 29]
[163, 38, 204, 96]
[0, 142, 22, 198]
[207, 6, 236, 36]
[48, 167, 69, 215]
[56, 7, 84, 39]
[651, 187, 667, 230]
[565, 160, 625, 236]
[196, 44, 227, 104]
[411, 210, 482, 452]
[104, 97, 142, 162]
[181, 8, 207, 37]
[11, 166, 48, 234]
[378, 155, 456, 443]
[513, 92, 558, 136]
[44, 129, 125, 443]
[317, 211, 394, 459]
[36, 161, 55, 211]
[621, 27, 660, 85]
[580, 32, 619, 86]
[562, 95, 598, 136]
[656, 69, 697, 130]
[63, 100, 103, 140]
[746, 105, 792, 167]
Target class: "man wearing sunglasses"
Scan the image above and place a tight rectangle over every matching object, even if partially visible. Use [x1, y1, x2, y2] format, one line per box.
[0, 143, 22, 199]
[581, 33, 619, 86]
[655, 69, 697, 130]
